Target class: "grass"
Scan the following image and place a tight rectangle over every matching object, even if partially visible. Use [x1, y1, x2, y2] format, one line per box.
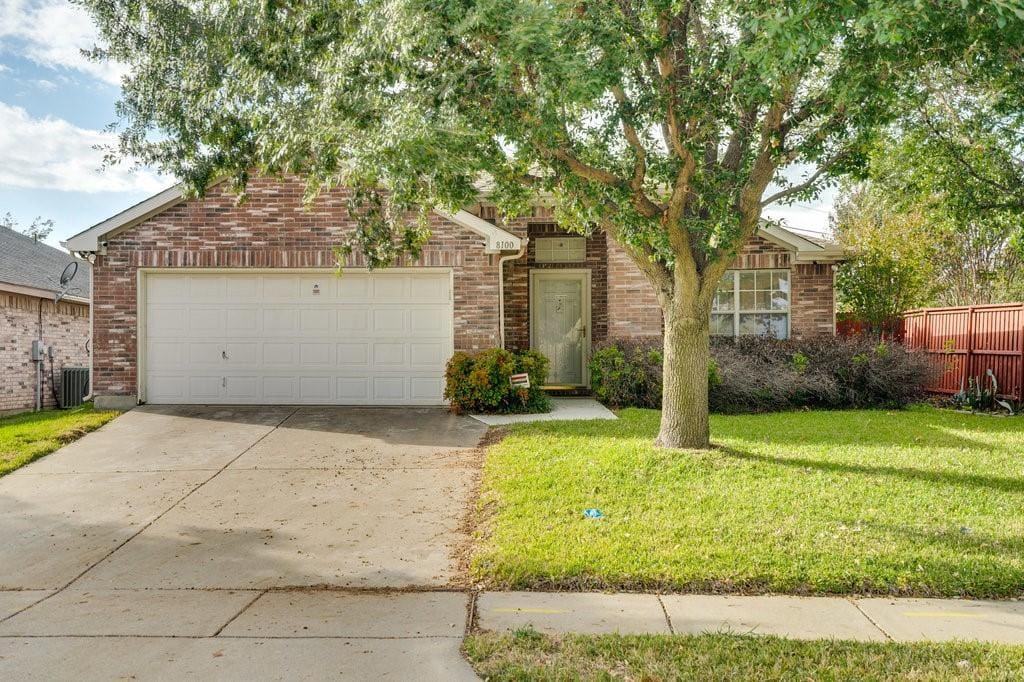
[0, 403, 119, 476]
[464, 630, 1024, 681]
[471, 406, 1024, 597]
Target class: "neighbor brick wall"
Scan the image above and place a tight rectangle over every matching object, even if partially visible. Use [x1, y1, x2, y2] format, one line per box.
[91, 177, 504, 398]
[605, 233, 836, 339]
[0, 292, 90, 413]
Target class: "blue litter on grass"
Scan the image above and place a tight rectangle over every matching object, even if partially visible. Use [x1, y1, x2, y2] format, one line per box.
[583, 508, 604, 519]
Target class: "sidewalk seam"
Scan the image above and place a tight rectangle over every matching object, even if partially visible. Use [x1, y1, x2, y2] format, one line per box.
[656, 595, 675, 635]
[213, 589, 269, 637]
[0, 408, 299, 625]
[849, 597, 893, 641]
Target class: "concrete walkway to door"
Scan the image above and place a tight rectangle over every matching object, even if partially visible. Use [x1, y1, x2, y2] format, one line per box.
[0, 405, 485, 680]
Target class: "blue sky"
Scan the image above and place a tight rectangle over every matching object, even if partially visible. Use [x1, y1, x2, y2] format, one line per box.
[0, 0, 833, 253]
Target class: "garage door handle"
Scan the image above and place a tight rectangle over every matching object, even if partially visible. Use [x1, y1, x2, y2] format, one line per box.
[222, 350, 229, 360]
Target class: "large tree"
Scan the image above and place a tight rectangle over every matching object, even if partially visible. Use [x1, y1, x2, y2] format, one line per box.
[82, 0, 1023, 448]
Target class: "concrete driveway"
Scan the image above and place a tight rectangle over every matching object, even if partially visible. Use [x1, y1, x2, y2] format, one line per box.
[0, 405, 485, 680]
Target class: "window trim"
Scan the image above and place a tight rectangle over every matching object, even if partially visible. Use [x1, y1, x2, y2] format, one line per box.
[711, 268, 791, 339]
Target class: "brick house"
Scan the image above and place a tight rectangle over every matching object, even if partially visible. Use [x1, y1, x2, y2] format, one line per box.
[63, 177, 844, 409]
[1, 229, 91, 414]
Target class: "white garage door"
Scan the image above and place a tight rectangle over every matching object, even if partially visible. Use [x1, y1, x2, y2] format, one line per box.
[143, 270, 453, 405]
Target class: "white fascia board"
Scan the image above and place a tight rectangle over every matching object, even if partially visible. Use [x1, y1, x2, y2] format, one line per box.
[62, 184, 186, 253]
[435, 209, 522, 253]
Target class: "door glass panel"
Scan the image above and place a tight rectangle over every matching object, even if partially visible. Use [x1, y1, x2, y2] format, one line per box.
[536, 277, 584, 385]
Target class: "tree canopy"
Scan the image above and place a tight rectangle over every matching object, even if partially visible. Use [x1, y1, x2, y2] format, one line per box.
[81, 0, 1024, 447]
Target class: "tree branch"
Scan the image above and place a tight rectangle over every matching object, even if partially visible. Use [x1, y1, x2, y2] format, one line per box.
[760, 150, 848, 207]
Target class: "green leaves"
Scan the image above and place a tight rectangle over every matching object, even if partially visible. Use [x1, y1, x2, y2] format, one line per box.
[79, 0, 1023, 282]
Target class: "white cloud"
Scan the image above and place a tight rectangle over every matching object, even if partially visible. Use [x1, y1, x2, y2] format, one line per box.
[0, 0, 124, 85]
[0, 102, 166, 193]
[32, 77, 56, 90]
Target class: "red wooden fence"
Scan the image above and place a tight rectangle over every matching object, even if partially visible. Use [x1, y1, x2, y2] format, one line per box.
[902, 303, 1024, 401]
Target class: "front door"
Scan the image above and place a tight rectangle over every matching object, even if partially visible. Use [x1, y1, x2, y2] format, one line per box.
[531, 271, 590, 386]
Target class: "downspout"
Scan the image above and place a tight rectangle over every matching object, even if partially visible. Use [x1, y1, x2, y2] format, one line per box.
[497, 240, 528, 349]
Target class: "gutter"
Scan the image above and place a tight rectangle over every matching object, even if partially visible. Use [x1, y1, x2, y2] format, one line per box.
[497, 240, 528, 349]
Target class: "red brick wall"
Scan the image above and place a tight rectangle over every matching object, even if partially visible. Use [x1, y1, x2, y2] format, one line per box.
[791, 263, 836, 339]
[606, 235, 663, 339]
[91, 177, 503, 398]
[0, 292, 90, 414]
[605, 233, 835, 340]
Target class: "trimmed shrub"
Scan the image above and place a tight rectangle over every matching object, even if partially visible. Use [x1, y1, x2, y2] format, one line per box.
[590, 339, 663, 408]
[590, 336, 933, 413]
[445, 349, 552, 414]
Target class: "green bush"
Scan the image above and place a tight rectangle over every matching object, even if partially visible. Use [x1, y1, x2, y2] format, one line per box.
[590, 340, 663, 408]
[444, 348, 552, 414]
[590, 336, 934, 413]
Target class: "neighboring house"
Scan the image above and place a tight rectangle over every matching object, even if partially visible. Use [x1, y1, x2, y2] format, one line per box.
[0, 229, 91, 414]
[63, 177, 844, 409]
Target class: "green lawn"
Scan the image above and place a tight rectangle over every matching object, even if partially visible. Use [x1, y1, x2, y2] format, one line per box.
[464, 630, 1024, 681]
[0, 403, 119, 476]
[472, 406, 1024, 597]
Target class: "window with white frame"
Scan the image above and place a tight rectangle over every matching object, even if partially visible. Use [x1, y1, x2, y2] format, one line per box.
[711, 269, 790, 338]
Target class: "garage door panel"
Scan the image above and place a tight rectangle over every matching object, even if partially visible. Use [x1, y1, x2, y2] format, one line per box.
[371, 276, 407, 302]
[372, 343, 406, 366]
[263, 308, 297, 335]
[299, 308, 332, 332]
[336, 275, 370, 301]
[410, 342, 445, 367]
[372, 377, 406, 401]
[188, 342, 224, 365]
[225, 276, 260, 299]
[224, 342, 259, 365]
[337, 309, 369, 332]
[299, 376, 332, 402]
[372, 309, 406, 334]
[188, 276, 225, 302]
[188, 308, 224, 335]
[262, 276, 299, 301]
[146, 375, 186, 402]
[410, 307, 449, 333]
[149, 341, 184, 368]
[226, 307, 260, 335]
[337, 377, 369, 401]
[336, 343, 369, 367]
[409, 276, 450, 303]
[188, 376, 222, 400]
[225, 376, 259, 402]
[411, 377, 444, 401]
[145, 271, 452, 405]
[148, 307, 186, 336]
[299, 342, 333, 366]
[263, 376, 297, 401]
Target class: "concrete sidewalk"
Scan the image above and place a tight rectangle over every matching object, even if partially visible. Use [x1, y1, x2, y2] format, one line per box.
[476, 592, 1024, 643]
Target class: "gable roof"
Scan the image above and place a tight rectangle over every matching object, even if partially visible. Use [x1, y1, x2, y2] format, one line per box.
[756, 222, 845, 263]
[0, 229, 90, 302]
[62, 183, 523, 255]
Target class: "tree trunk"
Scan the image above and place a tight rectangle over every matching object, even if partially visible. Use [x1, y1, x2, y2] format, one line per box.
[655, 308, 712, 449]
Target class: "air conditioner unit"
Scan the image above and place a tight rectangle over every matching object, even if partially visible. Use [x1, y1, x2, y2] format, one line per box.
[60, 367, 90, 408]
